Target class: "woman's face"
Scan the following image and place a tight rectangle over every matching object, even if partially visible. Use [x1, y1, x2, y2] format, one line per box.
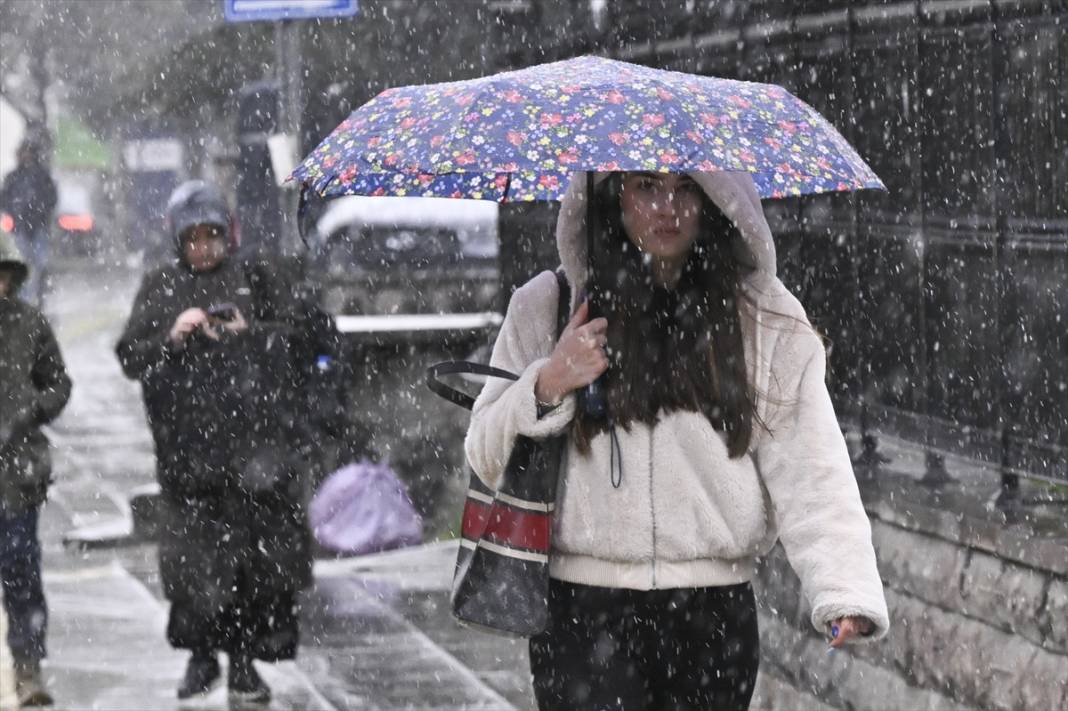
[181, 224, 227, 272]
[619, 172, 703, 263]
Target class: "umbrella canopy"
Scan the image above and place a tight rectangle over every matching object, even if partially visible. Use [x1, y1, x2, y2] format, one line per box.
[291, 55, 883, 203]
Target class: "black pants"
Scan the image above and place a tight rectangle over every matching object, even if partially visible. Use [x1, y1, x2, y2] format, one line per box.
[530, 580, 760, 711]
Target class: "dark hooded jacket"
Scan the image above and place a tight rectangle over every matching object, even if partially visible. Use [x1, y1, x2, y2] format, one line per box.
[0, 232, 71, 511]
[116, 245, 316, 639]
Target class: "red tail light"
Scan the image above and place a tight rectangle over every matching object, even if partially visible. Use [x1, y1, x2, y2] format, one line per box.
[0, 213, 12, 232]
[58, 214, 94, 232]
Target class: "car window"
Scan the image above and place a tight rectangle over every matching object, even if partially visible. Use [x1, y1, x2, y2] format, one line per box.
[457, 223, 497, 258]
[322, 223, 498, 270]
[367, 225, 462, 265]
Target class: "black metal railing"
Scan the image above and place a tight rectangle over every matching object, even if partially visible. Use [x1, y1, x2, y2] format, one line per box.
[493, 0, 1067, 505]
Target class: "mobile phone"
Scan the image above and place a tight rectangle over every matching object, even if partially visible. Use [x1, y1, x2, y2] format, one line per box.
[207, 302, 238, 321]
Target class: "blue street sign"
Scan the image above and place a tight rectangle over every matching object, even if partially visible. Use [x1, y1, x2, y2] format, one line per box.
[224, 0, 358, 22]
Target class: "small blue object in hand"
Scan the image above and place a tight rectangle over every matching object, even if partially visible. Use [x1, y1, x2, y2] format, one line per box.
[827, 624, 840, 654]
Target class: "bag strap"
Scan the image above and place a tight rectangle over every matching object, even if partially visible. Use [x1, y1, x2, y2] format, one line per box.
[426, 361, 519, 410]
[426, 269, 571, 411]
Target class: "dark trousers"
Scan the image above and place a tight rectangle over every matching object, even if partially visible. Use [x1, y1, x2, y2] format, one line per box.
[530, 580, 760, 711]
[0, 507, 47, 663]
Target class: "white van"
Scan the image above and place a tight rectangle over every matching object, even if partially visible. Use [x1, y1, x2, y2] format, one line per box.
[310, 196, 502, 334]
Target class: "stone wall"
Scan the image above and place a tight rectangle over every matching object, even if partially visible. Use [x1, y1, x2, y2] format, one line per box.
[341, 334, 1068, 710]
[751, 470, 1068, 711]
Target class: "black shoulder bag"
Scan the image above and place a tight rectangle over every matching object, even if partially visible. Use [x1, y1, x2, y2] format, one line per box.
[426, 269, 570, 636]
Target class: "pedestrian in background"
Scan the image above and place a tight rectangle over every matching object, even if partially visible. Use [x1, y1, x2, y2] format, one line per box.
[0, 136, 58, 308]
[465, 171, 890, 710]
[0, 231, 72, 708]
[116, 181, 314, 704]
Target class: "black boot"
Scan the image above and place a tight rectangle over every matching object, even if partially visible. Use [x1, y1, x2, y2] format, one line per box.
[14, 660, 53, 707]
[228, 654, 270, 703]
[176, 650, 220, 700]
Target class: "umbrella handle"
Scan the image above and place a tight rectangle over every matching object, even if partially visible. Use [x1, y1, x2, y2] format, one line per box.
[580, 172, 608, 420]
[580, 378, 608, 419]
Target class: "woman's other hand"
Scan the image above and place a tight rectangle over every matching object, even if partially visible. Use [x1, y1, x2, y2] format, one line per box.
[168, 308, 213, 346]
[535, 300, 609, 405]
[829, 615, 875, 648]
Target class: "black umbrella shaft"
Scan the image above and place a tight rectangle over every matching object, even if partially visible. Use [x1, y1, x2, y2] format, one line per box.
[582, 171, 608, 420]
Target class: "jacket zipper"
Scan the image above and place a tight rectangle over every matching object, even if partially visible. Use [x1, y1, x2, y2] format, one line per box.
[649, 426, 657, 589]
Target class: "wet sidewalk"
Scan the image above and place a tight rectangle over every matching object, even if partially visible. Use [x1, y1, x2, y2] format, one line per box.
[33, 527, 523, 709]
[2, 260, 532, 710]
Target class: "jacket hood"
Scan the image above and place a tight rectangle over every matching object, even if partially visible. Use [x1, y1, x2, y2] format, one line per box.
[0, 231, 29, 294]
[555, 171, 776, 302]
[165, 180, 231, 254]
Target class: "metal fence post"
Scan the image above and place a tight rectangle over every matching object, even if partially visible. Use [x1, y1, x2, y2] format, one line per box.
[916, 1, 953, 488]
[989, 2, 1021, 514]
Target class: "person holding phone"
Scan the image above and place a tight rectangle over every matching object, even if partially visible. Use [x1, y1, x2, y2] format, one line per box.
[116, 181, 314, 704]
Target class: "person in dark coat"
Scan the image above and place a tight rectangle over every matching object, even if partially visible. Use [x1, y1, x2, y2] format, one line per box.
[115, 181, 314, 704]
[0, 230, 71, 707]
[0, 138, 57, 307]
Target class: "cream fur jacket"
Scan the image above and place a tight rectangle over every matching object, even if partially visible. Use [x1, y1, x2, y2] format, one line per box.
[464, 171, 890, 640]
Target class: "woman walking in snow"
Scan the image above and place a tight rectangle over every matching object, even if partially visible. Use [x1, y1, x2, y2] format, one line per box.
[465, 170, 889, 710]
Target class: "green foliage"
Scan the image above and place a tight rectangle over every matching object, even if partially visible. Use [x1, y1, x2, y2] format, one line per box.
[54, 115, 111, 170]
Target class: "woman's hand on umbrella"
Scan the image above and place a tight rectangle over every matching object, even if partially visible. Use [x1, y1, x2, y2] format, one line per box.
[536, 300, 609, 405]
[829, 616, 874, 648]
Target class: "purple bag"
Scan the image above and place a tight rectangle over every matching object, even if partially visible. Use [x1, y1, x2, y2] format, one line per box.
[309, 460, 423, 555]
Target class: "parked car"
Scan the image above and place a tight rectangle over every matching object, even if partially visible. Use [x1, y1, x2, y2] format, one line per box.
[53, 179, 99, 255]
[310, 195, 499, 317]
[0, 177, 100, 256]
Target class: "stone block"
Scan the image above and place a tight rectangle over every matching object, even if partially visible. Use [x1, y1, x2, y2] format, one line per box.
[750, 669, 837, 711]
[985, 644, 1038, 711]
[937, 614, 998, 708]
[837, 659, 972, 711]
[911, 592, 1065, 711]
[789, 630, 854, 702]
[874, 520, 966, 610]
[959, 551, 1048, 644]
[754, 544, 805, 630]
[1041, 578, 1068, 651]
[1022, 537, 1068, 577]
[1018, 649, 1068, 711]
[756, 610, 808, 676]
[959, 514, 1003, 553]
[869, 502, 962, 547]
[897, 589, 965, 687]
[905, 504, 965, 543]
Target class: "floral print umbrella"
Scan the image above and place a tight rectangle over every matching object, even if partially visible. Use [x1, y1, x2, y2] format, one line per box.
[291, 55, 883, 202]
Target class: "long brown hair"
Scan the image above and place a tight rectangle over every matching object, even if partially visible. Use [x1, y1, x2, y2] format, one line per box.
[572, 173, 757, 458]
